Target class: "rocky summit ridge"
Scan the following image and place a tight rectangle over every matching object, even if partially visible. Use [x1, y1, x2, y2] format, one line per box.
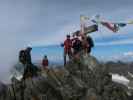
[0, 54, 132, 100]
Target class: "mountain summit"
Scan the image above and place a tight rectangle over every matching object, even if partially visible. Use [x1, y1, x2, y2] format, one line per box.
[0, 55, 132, 100]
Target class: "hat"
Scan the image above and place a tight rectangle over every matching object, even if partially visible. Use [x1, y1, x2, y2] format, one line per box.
[67, 34, 70, 38]
[26, 47, 32, 50]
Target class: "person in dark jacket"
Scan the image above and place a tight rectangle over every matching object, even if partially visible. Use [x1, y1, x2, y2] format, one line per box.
[25, 47, 32, 64]
[19, 49, 26, 65]
[20, 47, 38, 79]
[87, 35, 94, 54]
[19, 47, 32, 65]
[22, 47, 33, 79]
[72, 37, 82, 55]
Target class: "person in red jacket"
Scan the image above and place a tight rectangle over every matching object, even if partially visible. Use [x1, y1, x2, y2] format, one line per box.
[63, 35, 72, 65]
[42, 55, 49, 69]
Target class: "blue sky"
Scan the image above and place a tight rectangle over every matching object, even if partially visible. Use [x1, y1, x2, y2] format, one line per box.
[0, 0, 133, 82]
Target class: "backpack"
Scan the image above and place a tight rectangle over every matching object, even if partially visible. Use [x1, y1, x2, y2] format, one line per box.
[87, 36, 94, 47]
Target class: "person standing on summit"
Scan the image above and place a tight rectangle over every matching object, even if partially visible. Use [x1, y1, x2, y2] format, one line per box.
[23, 47, 33, 79]
[63, 35, 72, 65]
[25, 47, 32, 64]
[42, 55, 49, 69]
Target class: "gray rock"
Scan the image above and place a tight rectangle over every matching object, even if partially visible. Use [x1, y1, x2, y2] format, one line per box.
[0, 55, 130, 100]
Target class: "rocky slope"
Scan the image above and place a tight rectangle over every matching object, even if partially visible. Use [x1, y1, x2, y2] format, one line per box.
[0, 54, 132, 100]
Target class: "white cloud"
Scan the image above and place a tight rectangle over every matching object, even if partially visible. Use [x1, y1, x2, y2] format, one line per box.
[108, 51, 133, 62]
[124, 51, 133, 57]
[30, 23, 80, 47]
[96, 38, 133, 46]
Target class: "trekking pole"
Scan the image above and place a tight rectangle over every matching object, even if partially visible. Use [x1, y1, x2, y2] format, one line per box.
[11, 83, 17, 100]
[20, 80, 25, 100]
[8, 87, 12, 99]
[20, 64, 26, 100]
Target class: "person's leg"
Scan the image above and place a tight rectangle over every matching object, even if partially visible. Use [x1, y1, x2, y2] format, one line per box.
[68, 50, 73, 60]
[87, 47, 91, 54]
[83, 47, 86, 54]
[85, 47, 88, 55]
[64, 52, 67, 66]
[23, 65, 27, 80]
[24, 63, 32, 78]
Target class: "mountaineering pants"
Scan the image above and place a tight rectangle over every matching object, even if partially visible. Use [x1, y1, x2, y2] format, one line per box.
[23, 63, 33, 79]
[23, 63, 38, 79]
[64, 49, 72, 65]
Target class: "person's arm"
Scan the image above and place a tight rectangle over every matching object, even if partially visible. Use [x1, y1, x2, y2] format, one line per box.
[61, 43, 64, 47]
[61, 40, 66, 47]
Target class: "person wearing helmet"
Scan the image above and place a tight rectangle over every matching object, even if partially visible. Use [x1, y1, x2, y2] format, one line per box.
[63, 35, 72, 65]
[25, 47, 32, 64]
[22, 47, 32, 79]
